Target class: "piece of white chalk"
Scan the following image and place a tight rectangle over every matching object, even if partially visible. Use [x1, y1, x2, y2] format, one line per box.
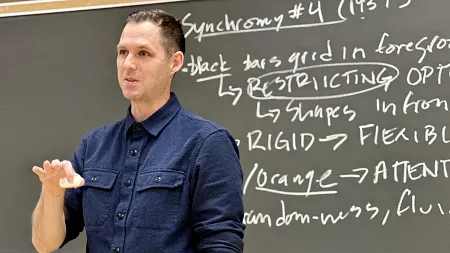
[59, 174, 85, 188]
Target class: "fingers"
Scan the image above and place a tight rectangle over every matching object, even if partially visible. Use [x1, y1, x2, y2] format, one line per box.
[60, 174, 85, 188]
[61, 160, 75, 183]
[33, 159, 74, 178]
[33, 159, 84, 192]
[51, 159, 62, 171]
[75, 176, 85, 188]
[32, 166, 44, 176]
[43, 160, 52, 172]
[60, 160, 84, 188]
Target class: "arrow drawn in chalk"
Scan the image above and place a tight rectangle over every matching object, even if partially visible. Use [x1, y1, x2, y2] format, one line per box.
[340, 168, 369, 184]
[319, 133, 347, 150]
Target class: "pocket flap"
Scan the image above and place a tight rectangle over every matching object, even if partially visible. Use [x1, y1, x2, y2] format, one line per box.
[83, 169, 118, 190]
[136, 171, 185, 192]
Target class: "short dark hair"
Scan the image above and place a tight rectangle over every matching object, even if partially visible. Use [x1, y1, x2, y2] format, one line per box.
[125, 9, 185, 57]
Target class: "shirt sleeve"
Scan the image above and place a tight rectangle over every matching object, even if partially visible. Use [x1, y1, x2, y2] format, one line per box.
[59, 137, 86, 248]
[191, 130, 246, 253]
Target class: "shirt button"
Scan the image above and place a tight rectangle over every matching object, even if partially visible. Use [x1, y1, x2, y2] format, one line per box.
[155, 176, 161, 183]
[130, 150, 138, 156]
[135, 123, 143, 130]
[124, 179, 131, 187]
[118, 213, 125, 220]
[113, 248, 120, 253]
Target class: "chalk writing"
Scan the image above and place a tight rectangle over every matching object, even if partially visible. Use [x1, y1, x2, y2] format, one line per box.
[246, 62, 399, 101]
[182, 1, 345, 42]
[397, 188, 449, 216]
[244, 187, 450, 227]
[340, 159, 450, 184]
[243, 54, 282, 71]
[195, 72, 242, 106]
[375, 91, 449, 116]
[288, 1, 324, 22]
[176, 0, 450, 246]
[406, 63, 450, 85]
[255, 99, 356, 125]
[182, 0, 413, 42]
[244, 185, 449, 227]
[244, 40, 367, 73]
[375, 33, 450, 64]
[244, 199, 386, 227]
[184, 54, 231, 77]
[246, 130, 348, 152]
[358, 124, 450, 145]
[338, 0, 412, 20]
[243, 163, 338, 197]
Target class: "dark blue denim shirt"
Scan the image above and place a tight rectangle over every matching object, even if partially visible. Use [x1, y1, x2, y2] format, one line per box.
[61, 92, 245, 253]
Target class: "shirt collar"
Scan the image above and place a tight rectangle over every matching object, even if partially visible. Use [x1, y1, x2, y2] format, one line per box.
[124, 92, 181, 138]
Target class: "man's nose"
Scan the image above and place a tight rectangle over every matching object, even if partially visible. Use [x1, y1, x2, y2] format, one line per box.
[123, 55, 137, 70]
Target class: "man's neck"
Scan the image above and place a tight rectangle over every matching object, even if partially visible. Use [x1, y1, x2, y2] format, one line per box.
[130, 92, 170, 122]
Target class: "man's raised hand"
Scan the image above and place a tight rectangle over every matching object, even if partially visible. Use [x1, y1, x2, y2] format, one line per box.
[32, 159, 84, 195]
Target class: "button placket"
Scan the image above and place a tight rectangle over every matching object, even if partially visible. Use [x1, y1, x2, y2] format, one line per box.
[135, 123, 143, 130]
[111, 126, 146, 253]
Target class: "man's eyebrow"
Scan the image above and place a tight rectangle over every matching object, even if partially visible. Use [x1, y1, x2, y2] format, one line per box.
[137, 45, 154, 50]
[116, 44, 155, 51]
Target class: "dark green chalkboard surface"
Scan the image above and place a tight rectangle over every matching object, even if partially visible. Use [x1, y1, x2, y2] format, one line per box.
[3, 0, 450, 252]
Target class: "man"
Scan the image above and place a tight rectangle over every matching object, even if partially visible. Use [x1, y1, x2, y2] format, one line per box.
[31, 9, 245, 253]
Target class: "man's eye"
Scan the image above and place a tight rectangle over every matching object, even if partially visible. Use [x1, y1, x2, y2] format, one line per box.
[118, 50, 127, 55]
[139, 51, 150, 56]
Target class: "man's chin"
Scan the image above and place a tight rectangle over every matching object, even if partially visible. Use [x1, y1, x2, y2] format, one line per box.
[122, 91, 141, 101]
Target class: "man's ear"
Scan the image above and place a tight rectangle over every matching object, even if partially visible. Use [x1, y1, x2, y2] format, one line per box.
[171, 51, 184, 74]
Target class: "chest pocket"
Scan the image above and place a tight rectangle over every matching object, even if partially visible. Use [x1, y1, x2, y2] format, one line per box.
[82, 169, 118, 226]
[132, 170, 185, 229]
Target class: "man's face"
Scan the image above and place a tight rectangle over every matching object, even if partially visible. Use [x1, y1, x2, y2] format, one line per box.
[116, 21, 174, 102]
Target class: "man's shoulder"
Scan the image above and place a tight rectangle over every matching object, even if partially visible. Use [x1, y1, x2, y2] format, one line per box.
[177, 108, 239, 155]
[178, 108, 231, 137]
[81, 118, 126, 141]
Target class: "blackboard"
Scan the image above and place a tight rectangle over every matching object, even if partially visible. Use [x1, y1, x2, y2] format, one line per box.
[3, 0, 450, 252]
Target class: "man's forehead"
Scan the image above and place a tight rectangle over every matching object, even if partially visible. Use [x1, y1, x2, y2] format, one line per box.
[121, 21, 160, 38]
[118, 22, 162, 48]
[117, 38, 154, 48]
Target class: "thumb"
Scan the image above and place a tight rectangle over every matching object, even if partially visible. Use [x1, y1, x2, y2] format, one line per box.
[61, 160, 75, 184]
[74, 175, 85, 188]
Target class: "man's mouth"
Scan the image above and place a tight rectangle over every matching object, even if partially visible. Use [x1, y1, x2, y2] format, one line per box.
[125, 77, 138, 82]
